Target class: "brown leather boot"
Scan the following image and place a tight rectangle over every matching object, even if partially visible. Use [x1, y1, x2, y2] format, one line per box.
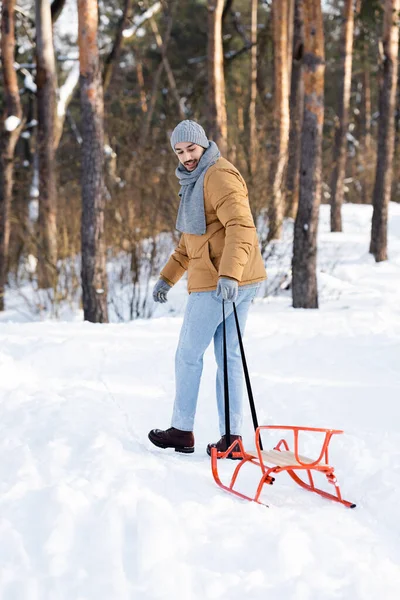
[206, 434, 242, 459]
[148, 427, 195, 454]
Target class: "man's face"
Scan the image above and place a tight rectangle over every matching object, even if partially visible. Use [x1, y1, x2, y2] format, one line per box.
[174, 142, 205, 172]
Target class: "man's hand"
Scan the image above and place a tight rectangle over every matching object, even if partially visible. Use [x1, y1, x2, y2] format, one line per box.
[216, 277, 239, 302]
[153, 279, 171, 303]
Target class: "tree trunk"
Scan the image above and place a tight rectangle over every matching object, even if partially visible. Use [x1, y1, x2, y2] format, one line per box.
[0, 0, 24, 311]
[36, 0, 58, 288]
[370, 0, 399, 262]
[139, 62, 164, 146]
[136, 60, 148, 113]
[207, 0, 228, 155]
[285, 0, 304, 219]
[268, 0, 290, 241]
[287, 0, 295, 87]
[9, 90, 32, 273]
[78, 0, 108, 322]
[360, 46, 372, 204]
[292, 0, 325, 309]
[330, 0, 355, 232]
[248, 0, 258, 175]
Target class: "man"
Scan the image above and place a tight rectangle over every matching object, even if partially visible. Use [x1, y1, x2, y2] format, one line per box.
[148, 120, 266, 456]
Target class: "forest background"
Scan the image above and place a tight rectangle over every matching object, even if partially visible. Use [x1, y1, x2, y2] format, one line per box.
[0, 0, 398, 322]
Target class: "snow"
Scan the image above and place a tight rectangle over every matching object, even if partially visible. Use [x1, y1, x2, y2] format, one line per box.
[1, 203, 400, 599]
[4, 116, 21, 132]
[57, 62, 80, 119]
[53, 0, 78, 52]
[24, 73, 37, 94]
[26, 119, 38, 129]
[104, 144, 116, 157]
[25, 255, 38, 275]
[28, 198, 39, 221]
[122, 2, 162, 39]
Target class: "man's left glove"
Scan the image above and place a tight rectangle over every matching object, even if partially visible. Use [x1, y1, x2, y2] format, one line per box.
[152, 279, 171, 303]
[216, 277, 239, 302]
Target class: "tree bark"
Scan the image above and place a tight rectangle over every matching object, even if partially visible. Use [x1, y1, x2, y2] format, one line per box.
[9, 91, 33, 273]
[287, 0, 295, 87]
[207, 0, 228, 155]
[330, 0, 355, 232]
[268, 0, 290, 241]
[136, 59, 148, 114]
[78, 0, 108, 322]
[360, 43, 372, 204]
[0, 0, 24, 311]
[292, 0, 325, 309]
[285, 0, 304, 219]
[370, 0, 399, 262]
[249, 0, 258, 175]
[36, 0, 58, 288]
[139, 63, 164, 145]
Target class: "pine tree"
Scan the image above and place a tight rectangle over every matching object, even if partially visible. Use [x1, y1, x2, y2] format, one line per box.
[78, 0, 109, 322]
[292, 0, 325, 309]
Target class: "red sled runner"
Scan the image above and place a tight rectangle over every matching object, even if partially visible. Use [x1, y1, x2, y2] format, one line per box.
[211, 302, 356, 509]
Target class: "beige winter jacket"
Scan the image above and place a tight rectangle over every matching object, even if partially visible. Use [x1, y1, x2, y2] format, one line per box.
[160, 157, 267, 292]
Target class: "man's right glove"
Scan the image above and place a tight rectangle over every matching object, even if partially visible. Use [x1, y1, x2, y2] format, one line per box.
[152, 279, 171, 303]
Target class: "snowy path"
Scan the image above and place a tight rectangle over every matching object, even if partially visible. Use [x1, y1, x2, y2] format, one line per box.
[1, 204, 400, 599]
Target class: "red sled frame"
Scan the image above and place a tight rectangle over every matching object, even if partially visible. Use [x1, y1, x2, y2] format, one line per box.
[211, 425, 356, 509]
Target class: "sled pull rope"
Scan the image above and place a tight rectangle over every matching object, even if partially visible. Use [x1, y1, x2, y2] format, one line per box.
[222, 300, 263, 451]
[222, 299, 231, 449]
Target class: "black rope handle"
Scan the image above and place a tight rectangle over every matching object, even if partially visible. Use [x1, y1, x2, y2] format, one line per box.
[223, 300, 263, 451]
[222, 300, 231, 448]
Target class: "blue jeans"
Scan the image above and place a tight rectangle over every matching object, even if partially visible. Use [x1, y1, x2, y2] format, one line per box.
[171, 284, 259, 436]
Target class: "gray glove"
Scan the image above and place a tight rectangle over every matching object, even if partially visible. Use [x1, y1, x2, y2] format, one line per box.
[216, 277, 239, 302]
[153, 279, 171, 303]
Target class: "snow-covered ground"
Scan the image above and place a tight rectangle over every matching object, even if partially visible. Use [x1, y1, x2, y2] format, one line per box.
[1, 204, 400, 599]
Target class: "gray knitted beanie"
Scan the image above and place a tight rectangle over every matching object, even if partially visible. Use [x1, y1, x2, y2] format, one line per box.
[170, 120, 209, 151]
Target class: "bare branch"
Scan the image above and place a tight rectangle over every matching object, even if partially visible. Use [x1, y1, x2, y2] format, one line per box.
[66, 110, 82, 145]
[222, 0, 234, 22]
[126, 0, 175, 178]
[51, 0, 67, 23]
[55, 61, 80, 148]
[103, 0, 133, 92]
[14, 6, 35, 27]
[231, 8, 251, 46]
[149, 11, 185, 119]
[122, 1, 161, 39]
[187, 42, 254, 65]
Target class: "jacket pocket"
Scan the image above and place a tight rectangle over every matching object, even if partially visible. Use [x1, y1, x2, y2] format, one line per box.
[203, 242, 219, 276]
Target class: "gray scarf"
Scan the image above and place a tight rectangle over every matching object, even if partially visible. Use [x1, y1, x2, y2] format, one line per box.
[175, 141, 221, 235]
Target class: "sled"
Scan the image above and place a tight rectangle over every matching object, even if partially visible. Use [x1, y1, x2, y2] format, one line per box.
[211, 301, 356, 509]
[211, 425, 356, 508]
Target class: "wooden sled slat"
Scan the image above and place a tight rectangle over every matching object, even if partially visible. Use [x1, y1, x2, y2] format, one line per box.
[246, 449, 328, 468]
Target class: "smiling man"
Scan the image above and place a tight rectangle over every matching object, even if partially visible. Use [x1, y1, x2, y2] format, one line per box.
[175, 141, 204, 171]
[149, 120, 266, 456]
